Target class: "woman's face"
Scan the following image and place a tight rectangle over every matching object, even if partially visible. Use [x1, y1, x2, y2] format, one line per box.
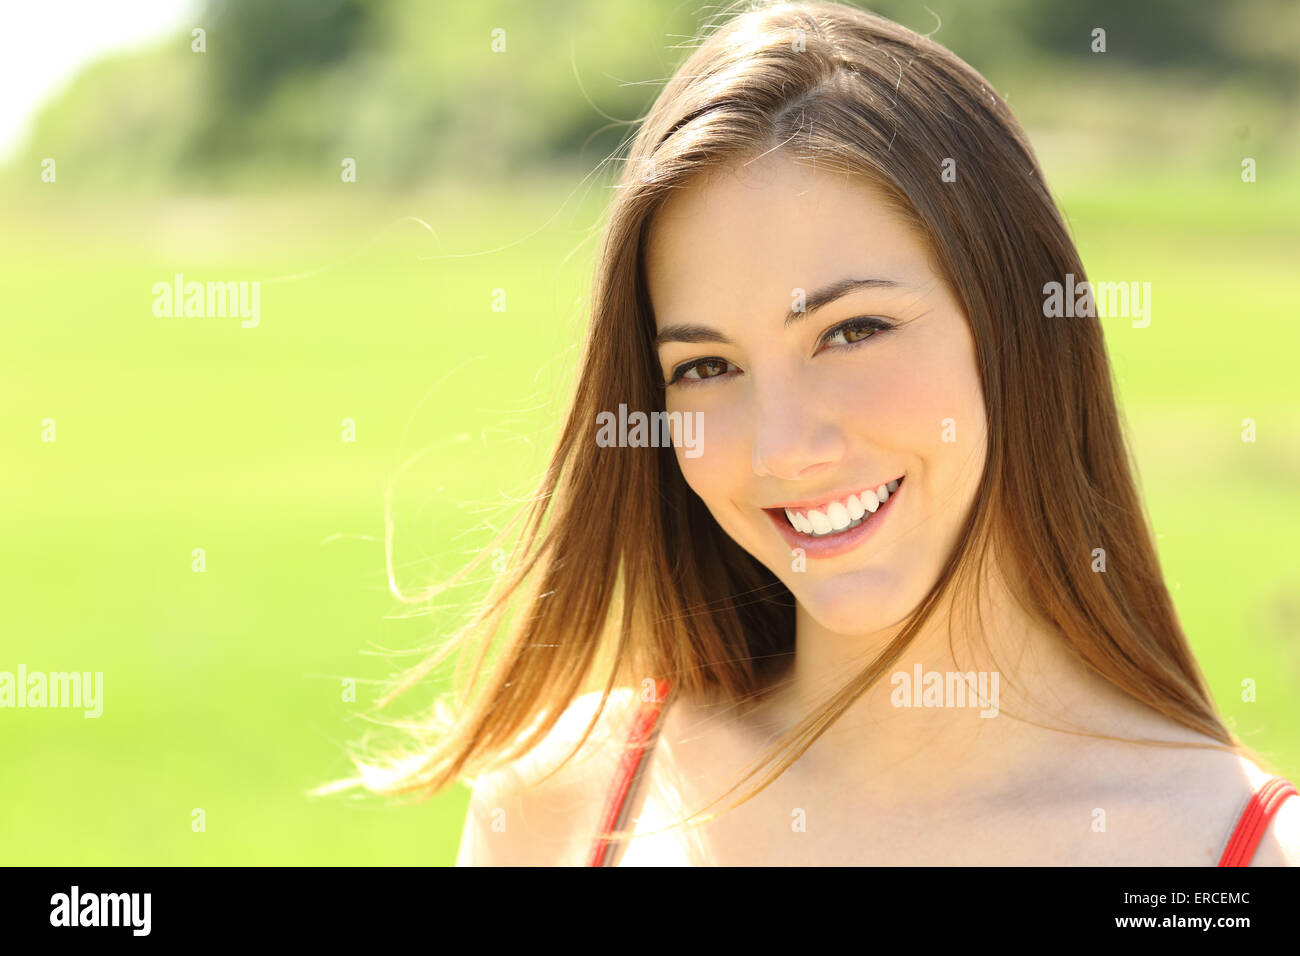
[644, 153, 988, 635]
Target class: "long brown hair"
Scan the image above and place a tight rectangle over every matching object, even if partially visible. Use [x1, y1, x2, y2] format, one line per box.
[319, 0, 1258, 835]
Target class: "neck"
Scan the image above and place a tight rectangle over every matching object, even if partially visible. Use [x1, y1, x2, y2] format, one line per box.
[742, 561, 1178, 814]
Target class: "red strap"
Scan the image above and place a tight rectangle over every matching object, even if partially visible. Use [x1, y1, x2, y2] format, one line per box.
[585, 678, 674, 867]
[1217, 776, 1297, 867]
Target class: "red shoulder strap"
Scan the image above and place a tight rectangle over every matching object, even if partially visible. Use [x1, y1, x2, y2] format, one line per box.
[1217, 776, 1297, 867]
[586, 678, 674, 867]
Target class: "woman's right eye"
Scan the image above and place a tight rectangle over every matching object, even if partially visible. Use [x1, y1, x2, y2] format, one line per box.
[667, 357, 735, 387]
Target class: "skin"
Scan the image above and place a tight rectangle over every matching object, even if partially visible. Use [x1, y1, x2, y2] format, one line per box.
[589, 150, 1300, 866]
[649, 150, 984, 650]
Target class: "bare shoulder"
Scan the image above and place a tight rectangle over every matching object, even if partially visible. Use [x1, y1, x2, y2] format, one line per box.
[1164, 749, 1300, 866]
[1232, 757, 1300, 867]
[1102, 743, 1300, 866]
[1016, 717, 1291, 866]
[454, 687, 643, 866]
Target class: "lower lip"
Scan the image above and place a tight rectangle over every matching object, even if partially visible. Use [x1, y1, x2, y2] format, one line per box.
[763, 478, 905, 560]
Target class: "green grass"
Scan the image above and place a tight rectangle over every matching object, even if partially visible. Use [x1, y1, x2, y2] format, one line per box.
[0, 179, 607, 864]
[1, 164, 1297, 864]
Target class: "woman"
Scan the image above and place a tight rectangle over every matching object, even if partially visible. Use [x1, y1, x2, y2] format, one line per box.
[337, 0, 1298, 865]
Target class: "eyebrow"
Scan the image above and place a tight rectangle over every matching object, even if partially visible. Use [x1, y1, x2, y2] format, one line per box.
[652, 277, 903, 347]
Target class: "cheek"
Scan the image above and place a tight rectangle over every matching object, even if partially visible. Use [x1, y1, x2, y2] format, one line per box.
[881, 328, 988, 543]
[911, 331, 987, 470]
[669, 398, 749, 506]
[834, 326, 985, 459]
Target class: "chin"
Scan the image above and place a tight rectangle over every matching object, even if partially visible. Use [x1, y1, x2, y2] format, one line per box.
[786, 567, 916, 637]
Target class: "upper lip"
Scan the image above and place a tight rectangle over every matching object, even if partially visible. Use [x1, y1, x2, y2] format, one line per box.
[762, 475, 904, 512]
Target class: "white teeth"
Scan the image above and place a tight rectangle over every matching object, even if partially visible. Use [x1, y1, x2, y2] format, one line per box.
[803, 512, 865, 538]
[778, 477, 902, 535]
[826, 501, 851, 531]
[785, 508, 811, 534]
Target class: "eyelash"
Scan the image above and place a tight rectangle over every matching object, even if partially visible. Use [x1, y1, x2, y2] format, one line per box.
[663, 316, 895, 388]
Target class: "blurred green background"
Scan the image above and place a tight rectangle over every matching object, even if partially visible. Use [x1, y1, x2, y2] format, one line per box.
[1, 0, 1297, 864]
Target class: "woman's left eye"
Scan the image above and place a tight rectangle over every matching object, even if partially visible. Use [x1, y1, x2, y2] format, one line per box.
[820, 316, 894, 350]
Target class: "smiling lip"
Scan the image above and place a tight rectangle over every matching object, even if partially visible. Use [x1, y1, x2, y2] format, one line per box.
[761, 475, 905, 560]
[764, 476, 904, 513]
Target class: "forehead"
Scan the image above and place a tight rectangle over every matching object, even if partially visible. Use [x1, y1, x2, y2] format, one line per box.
[643, 153, 929, 325]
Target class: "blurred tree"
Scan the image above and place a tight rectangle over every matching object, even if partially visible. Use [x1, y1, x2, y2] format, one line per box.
[5, 0, 1296, 194]
[204, 0, 377, 107]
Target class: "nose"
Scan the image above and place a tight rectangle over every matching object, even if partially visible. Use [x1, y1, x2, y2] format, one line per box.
[750, 383, 846, 481]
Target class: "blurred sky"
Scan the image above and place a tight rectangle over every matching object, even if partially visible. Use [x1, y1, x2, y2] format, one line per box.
[0, 0, 198, 161]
